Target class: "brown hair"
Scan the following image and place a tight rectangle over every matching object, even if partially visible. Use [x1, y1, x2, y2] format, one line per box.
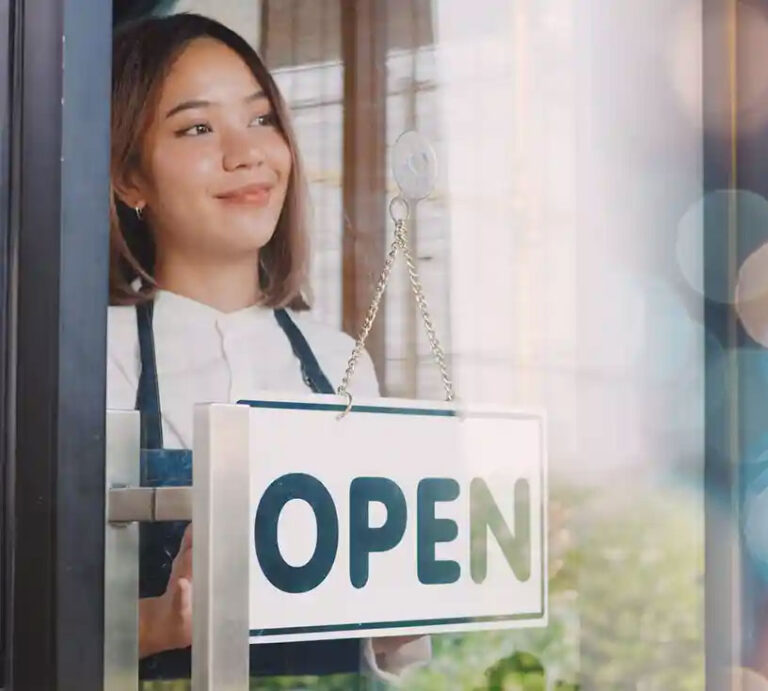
[110, 13, 309, 309]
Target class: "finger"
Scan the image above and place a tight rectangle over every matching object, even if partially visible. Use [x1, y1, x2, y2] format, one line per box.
[179, 524, 193, 552]
[174, 577, 193, 614]
[386, 635, 421, 646]
[173, 545, 193, 581]
[184, 577, 193, 612]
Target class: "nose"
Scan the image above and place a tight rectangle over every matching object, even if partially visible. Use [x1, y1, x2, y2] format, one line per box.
[221, 128, 267, 172]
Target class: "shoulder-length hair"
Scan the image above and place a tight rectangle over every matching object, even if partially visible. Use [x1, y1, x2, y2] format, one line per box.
[110, 13, 310, 309]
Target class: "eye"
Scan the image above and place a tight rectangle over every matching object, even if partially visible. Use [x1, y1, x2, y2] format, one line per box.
[177, 123, 212, 137]
[249, 112, 277, 128]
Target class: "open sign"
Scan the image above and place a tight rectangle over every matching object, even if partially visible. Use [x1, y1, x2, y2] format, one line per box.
[254, 474, 532, 594]
[235, 396, 547, 643]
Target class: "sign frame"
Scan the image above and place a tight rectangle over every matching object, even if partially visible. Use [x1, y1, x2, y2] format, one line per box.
[237, 395, 549, 643]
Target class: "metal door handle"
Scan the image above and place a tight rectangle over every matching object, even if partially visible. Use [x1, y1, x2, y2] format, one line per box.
[108, 486, 193, 523]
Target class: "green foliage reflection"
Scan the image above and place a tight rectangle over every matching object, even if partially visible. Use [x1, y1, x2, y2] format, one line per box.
[139, 484, 704, 690]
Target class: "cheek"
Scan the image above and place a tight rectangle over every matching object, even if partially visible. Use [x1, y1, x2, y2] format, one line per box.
[269, 134, 293, 183]
[148, 141, 219, 202]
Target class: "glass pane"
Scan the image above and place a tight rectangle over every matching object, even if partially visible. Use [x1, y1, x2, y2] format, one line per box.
[105, 1, 764, 689]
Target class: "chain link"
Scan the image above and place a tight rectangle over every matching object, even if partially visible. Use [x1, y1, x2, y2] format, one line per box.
[337, 209, 455, 402]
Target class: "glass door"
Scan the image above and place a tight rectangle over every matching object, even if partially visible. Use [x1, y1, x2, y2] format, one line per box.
[4, 1, 767, 689]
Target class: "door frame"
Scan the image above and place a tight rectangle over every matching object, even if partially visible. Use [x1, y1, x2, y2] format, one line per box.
[6, 1, 111, 687]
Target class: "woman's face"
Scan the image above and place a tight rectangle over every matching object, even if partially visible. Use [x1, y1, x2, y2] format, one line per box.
[129, 38, 292, 263]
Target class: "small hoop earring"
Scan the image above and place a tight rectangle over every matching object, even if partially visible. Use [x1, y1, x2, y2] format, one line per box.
[134, 206, 144, 221]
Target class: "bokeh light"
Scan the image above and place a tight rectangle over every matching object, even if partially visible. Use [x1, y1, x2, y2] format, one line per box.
[738, 242, 768, 347]
[677, 190, 768, 304]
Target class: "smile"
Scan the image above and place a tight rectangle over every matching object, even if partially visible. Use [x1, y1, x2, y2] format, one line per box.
[216, 183, 273, 207]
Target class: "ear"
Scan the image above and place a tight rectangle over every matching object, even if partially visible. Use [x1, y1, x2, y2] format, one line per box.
[112, 165, 149, 211]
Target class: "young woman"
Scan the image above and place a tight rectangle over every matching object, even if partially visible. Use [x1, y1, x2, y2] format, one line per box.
[107, 13, 428, 683]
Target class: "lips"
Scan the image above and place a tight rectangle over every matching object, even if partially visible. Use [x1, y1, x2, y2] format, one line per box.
[216, 183, 273, 207]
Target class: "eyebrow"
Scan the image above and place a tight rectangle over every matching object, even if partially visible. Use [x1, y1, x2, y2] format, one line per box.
[164, 90, 267, 119]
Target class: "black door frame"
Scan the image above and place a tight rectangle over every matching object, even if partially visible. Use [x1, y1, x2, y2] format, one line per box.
[0, 0, 13, 685]
[4, 1, 111, 688]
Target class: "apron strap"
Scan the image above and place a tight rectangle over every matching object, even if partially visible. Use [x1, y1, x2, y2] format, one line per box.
[135, 301, 164, 449]
[135, 303, 334, 449]
[273, 309, 335, 395]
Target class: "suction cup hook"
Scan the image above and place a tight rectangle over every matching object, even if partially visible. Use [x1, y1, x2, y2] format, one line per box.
[391, 130, 437, 222]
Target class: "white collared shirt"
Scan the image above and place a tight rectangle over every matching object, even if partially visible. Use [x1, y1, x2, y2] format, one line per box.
[106, 289, 379, 447]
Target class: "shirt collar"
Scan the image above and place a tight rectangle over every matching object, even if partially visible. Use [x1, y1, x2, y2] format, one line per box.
[154, 289, 274, 331]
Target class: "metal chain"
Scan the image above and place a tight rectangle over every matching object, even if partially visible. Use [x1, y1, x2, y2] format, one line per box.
[336, 232, 401, 399]
[338, 205, 455, 402]
[399, 226, 455, 401]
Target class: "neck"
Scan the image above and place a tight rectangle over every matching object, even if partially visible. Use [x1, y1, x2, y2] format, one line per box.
[154, 252, 262, 313]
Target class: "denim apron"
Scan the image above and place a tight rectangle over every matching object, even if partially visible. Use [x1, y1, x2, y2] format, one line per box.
[136, 301, 361, 680]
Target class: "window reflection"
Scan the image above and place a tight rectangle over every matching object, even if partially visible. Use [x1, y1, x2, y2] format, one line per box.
[115, 1, 720, 688]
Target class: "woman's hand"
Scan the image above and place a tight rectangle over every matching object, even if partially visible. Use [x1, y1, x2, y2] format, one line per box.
[139, 525, 193, 658]
[370, 635, 430, 675]
[372, 635, 421, 650]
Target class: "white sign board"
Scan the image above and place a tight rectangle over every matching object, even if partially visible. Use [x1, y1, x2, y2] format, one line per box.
[227, 394, 546, 644]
